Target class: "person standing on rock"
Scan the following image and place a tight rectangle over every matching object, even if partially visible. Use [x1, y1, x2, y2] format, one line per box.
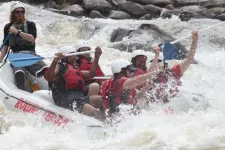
[0, 1, 48, 90]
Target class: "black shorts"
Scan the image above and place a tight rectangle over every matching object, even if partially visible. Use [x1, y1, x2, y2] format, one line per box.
[53, 89, 89, 113]
[11, 51, 48, 77]
[12, 60, 48, 77]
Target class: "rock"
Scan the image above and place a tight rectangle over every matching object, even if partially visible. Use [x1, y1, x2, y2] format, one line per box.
[83, 0, 112, 12]
[110, 0, 127, 7]
[110, 28, 133, 42]
[217, 14, 225, 21]
[62, 4, 84, 17]
[140, 14, 153, 20]
[165, 4, 174, 10]
[200, 0, 225, 9]
[67, 0, 83, 5]
[200, 7, 225, 18]
[173, 0, 200, 7]
[161, 10, 182, 18]
[178, 5, 205, 14]
[109, 10, 132, 19]
[46, 8, 69, 15]
[89, 10, 106, 18]
[144, 4, 162, 17]
[44, 0, 59, 9]
[161, 9, 202, 21]
[127, 0, 173, 7]
[110, 24, 188, 59]
[118, 2, 147, 17]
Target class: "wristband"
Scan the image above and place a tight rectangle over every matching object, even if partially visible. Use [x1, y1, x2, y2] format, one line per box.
[17, 30, 21, 36]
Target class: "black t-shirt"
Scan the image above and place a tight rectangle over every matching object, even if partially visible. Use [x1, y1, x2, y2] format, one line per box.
[3, 21, 37, 53]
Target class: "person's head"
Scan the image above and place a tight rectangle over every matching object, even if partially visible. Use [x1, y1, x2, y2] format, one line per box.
[131, 50, 147, 71]
[10, 1, 25, 24]
[57, 46, 77, 65]
[75, 40, 91, 59]
[111, 59, 136, 79]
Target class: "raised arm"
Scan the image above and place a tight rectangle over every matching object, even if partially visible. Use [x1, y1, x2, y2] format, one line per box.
[82, 47, 102, 79]
[149, 46, 160, 72]
[179, 31, 198, 75]
[45, 54, 63, 81]
[123, 67, 160, 90]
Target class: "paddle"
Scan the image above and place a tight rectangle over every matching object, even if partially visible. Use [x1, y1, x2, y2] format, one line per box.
[0, 33, 10, 51]
[162, 43, 178, 61]
[9, 50, 95, 67]
[161, 21, 225, 61]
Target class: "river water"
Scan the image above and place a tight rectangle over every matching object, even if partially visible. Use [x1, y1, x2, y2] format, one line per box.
[1, 1, 225, 150]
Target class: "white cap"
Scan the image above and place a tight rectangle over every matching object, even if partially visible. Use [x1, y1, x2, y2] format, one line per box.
[11, 1, 25, 12]
[75, 40, 91, 51]
[57, 46, 75, 54]
[111, 59, 131, 74]
[131, 50, 147, 59]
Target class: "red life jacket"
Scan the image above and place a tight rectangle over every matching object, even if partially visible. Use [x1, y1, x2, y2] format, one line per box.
[132, 68, 146, 77]
[100, 77, 137, 113]
[132, 68, 148, 90]
[62, 64, 85, 91]
[78, 58, 104, 85]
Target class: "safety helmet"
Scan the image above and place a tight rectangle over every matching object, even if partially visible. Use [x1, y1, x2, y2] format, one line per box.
[111, 59, 131, 74]
[57, 46, 75, 54]
[11, 1, 25, 12]
[131, 49, 147, 66]
[75, 40, 91, 51]
[131, 50, 147, 59]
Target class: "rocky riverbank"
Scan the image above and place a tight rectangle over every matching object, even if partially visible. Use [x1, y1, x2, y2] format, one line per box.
[5, 0, 225, 21]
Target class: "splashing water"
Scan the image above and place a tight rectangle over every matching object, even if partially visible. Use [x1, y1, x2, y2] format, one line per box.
[1, 1, 225, 150]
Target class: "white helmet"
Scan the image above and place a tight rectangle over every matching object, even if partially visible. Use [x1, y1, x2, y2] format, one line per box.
[111, 59, 131, 74]
[11, 1, 25, 12]
[75, 40, 91, 51]
[131, 50, 147, 59]
[57, 46, 75, 54]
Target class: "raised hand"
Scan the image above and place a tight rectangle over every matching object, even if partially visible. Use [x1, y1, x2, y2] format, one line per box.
[53, 53, 64, 62]
[192, 31, 198, 41]
[9, 26, 18, 34]
[94, 46, 102, 58]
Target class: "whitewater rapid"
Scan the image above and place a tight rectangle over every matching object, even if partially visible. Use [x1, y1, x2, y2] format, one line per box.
[1, 1, 225, 150]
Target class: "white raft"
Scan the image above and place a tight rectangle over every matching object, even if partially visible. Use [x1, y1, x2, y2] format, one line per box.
[0, 61, 104, 129]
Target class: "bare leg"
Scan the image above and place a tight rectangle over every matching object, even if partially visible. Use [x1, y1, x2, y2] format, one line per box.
[82, 104, 106, 121]
[88, 83, 99, 96]
[89, 95, 105, 113]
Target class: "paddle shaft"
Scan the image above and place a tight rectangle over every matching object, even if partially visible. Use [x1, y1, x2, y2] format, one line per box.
[92, 76, 111, 80]
[0, 33, 10, 51]
[170, 21, 225, 45]
[11, 50, 95, 61]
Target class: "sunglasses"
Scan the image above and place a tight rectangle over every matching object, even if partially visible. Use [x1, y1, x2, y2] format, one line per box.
[126, 65, 136, 73]
[78, 48, 91, 52]
[14, 10, 25, 15]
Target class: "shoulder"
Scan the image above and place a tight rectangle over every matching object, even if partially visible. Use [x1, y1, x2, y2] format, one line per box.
[119, 76, 128, 83]
[26, 21, 36, 28]
[26, 21, 36, 25]
[171, 64, 183, 78]
[4, 23, 12, 30]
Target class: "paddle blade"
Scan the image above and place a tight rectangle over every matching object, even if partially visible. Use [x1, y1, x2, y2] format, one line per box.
[162, 42, 178, 61]
[0, 34, 10, 51]
[8, 54, 43, 67]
